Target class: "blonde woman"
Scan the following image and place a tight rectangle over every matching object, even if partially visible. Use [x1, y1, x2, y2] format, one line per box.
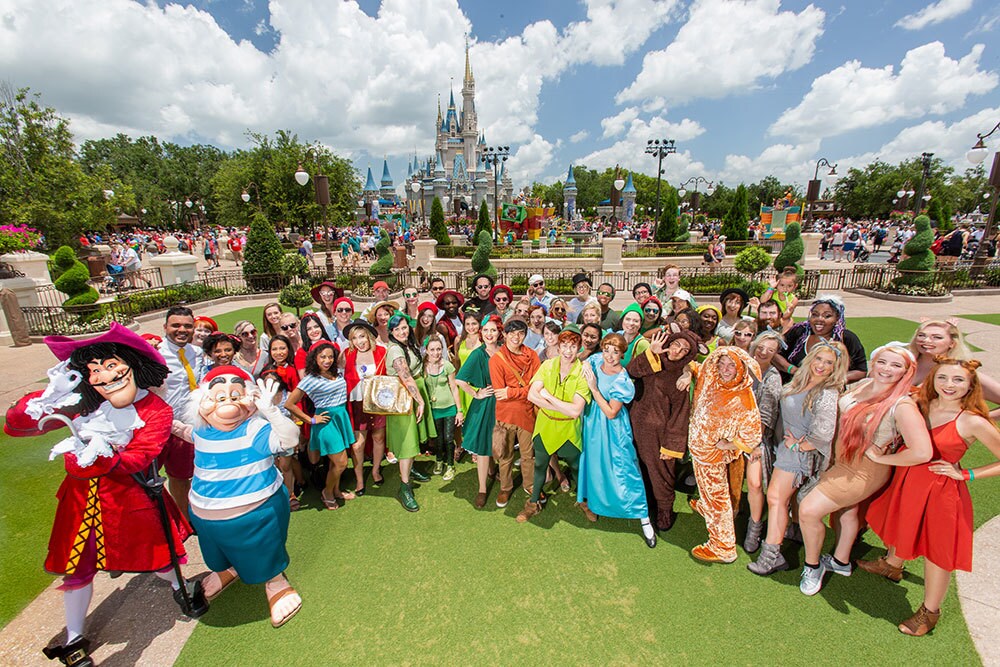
[907, 320, 1000, 416]
[748, 342, 848, 575]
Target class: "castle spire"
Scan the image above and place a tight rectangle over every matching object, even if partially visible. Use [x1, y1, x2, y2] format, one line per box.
[449, 78, 456, 109]
[437, 94, 442, 125]
[464, 36, 474, 84]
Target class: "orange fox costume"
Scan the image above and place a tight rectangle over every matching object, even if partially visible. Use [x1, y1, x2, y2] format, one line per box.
[688, 347, 762, 562]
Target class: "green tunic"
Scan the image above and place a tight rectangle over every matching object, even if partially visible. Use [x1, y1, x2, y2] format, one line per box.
[454, 345, 496, 457]
[623, 334, 649, 366]
[531, 357, 592, 455]
[385, 343, 437, 459]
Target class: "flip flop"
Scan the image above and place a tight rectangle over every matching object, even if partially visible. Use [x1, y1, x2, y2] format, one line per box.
[320, 491, 340, 510]
[268, 587, 302, 628]
[339, 490, 357, 501]
[205, 569, 239, 602]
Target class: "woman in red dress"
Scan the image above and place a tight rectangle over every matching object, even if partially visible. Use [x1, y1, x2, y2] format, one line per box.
[863, 357, 1000, 636]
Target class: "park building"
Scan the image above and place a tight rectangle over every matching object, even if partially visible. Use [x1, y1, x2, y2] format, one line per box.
[406, 42, 514, 220]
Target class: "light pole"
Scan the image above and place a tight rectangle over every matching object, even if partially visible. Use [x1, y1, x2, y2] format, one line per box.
[805, 158, 837, 231]
[241, 182, 263, 212]
[913, 152, 934, 215]
[966, 121, 1000, 277]
[677, 177, 715, 226]
[645, 138, 677, 222]
[410, 181, 424, 229]
[611, 166, 625, 224]
[295, 158, 334, 273]
[896, 182, 916, 214]
[481, 145, 509, 241]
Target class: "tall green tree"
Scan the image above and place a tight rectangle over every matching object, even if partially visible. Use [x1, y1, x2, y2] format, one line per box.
[0, 85, 121, 249]
[475, 200, 492, 240]
[429, 196, 449, 246]
[655, 187, 679, 242]
[721, 184, 750, 240]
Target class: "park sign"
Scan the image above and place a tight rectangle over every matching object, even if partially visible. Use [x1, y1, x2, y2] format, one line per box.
[501, 203, 527, 223]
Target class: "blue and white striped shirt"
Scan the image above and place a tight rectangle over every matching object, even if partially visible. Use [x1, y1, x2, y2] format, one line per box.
[297, 374, 348, 409]
[190, 417, 284, 511]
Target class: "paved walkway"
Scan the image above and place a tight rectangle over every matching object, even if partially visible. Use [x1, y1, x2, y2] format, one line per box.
[2, 291, 1000, 664]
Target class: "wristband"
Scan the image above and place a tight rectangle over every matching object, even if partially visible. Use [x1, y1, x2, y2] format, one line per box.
[787, 364, 797, 374]
[967, 469, 975, 481]
[311, 416, 316, 425]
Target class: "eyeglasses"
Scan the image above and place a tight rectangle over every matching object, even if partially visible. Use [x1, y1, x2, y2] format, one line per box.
[597, 290, 613, 297]
[494, 296, 509, 302]
[431, 285, 444, 292]
[734, 331, 753, 338]
[403, 292, 418, 298]
[280, 324, 297, 331]
[239, 329, 257, 337]
[531, 281, 544, 287]
[335, 307, 353, 313]
[644, 308, 660, 315]
[476, 284, 491, 290]
[318, 290, 334, 297]
[552, 306, 566, 312]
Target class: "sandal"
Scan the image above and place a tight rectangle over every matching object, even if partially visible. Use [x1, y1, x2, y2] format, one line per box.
[205, 569, 239, 602]
[339, 490, 357, 501]
[268, 587, 302, 628]
[289, 497, 301, 511]
[320, 491, 340, 510]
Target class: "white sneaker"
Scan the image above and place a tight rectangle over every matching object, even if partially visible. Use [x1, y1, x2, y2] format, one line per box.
[799, 562, 826, 596]
[442, 466, 456, 481]
[385, 452, 398, 464]
[821, 553, 852, 577]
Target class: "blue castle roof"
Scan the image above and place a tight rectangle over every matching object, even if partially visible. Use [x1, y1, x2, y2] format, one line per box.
[623, 172, 636, 193]
[363, 167, 378, 192]
[381, 159, 393, 185]
[565, 164, 576, 185]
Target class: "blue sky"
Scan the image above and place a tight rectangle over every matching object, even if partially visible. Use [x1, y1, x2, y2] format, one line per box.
[2, 0, 999, 192]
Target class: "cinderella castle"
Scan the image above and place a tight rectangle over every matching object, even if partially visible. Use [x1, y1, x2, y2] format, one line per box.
[401, 43, 514, 219]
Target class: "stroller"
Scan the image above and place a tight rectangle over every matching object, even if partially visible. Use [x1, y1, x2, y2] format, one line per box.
[104, 263, 127, 292]
[854, 245, 871, 263]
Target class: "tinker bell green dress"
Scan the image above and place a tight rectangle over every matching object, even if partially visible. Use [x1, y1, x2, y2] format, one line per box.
[454, 345, 495, 457]
[456, 338, 481, 415]
[385, 343, 437, 459]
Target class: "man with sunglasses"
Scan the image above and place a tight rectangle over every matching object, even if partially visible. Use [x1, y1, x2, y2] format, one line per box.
[527, 273, 554, 311]
[566, 273, 598, 325]
[429, 277, 446, 300]
[593, 283, 621, 332]
[465, 273, 496, 317]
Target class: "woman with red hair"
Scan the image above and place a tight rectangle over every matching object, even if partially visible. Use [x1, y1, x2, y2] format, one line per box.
[861, 357, 1000, 635]
[797, 343, 932, 596]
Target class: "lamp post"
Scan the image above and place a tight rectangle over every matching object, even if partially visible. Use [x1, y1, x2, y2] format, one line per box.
[241, 183, 263, 212]
[805, 158, 837, 231]
[966, 121, 1000, 277]
[913, 152, 934, 215]
[611, 166, 625, 224]
[645, 139, 677, 222]
[481, 145, 509, 241]
[896, 182, 916, 214]
[677, 177, 715, 225]
[294, 158, 334, 274]
[410, 180, 425, 229]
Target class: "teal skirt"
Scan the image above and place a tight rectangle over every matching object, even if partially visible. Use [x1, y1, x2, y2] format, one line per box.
[309, 405, 354, 456]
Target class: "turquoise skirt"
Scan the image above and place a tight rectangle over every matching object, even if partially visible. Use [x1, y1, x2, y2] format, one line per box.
[309, 405, 354, 456]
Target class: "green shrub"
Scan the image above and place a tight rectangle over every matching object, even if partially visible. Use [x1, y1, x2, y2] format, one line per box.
[674, 219, 690, 243]
[281, 252, 309, 279]
[895, 215, 936, 288]
[471, 231, 497, 279]
[722, 184, 750, 241]
[734, 246, 772, 275]
[63, 289, 100, 307]
[369, 229, 392, 276]
[679, 272, 766, 296]
[243, 212, 285, 278]
[279, 283, 314, 315]
[51, 246, 100, 309]
[475, 201, 492, 241]
[430, 197, 450, 246]
[773, 222, 804, 275]
[49, 246, 77, 282]
[655, 189, 679, 242]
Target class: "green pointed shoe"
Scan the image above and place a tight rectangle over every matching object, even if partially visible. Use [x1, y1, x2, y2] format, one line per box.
[398, 482, 419, 512]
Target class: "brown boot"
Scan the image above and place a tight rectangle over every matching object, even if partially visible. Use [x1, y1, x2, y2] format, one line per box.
[516, 500, 541, 523]
[578, 501, 598, 522]
[857, 556, 904, 583]
[899, 604, 940, 636]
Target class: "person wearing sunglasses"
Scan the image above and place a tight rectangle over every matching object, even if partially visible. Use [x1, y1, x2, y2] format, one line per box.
[489, 284, 515, 322]
[527, 273, 554, 311]
[278, 313, 302, 356]
[566, 273, 598, 325]
[429, 277, 446, 299]
[593, 283, 621, 332]
[548, 298, 570, 325]
[401, 286, 421, 322]
[233, 320, 269, 377]
[639, 297, 665, 334]
[465, 273, 496, 318]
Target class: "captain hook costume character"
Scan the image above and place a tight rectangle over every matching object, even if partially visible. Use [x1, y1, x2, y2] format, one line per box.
[4, 323, 208, 667]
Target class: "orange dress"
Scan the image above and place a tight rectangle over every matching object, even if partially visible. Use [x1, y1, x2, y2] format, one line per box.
[865, 415, 974, 571]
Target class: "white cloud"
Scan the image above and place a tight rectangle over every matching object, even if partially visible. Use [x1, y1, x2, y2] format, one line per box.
[507, 133, 557, 184]
[601, 107, 640, 138]
[770, 42, 998, 140]
[896, 0, 973, 30]
[574, 114, 706, 181]
[569, 130, 589, 143]
[616, 0, 825, 108]
[718, 140, 823, 187]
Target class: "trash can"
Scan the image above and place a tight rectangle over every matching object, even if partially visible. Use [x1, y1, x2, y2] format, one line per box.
[393, 246, 407, 269]
[85, 255, 107, 278]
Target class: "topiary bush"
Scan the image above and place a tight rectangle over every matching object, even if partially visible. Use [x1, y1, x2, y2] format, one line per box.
[894, 214, 937, 289]
[429, 197, 450, 246]
[734, 246, 772, 275]
[773, 222, 804, 276]
[51, 246, 99, 307]
[655, 189, 679, 242]
[279, 283, 314, 315]
[369, 228, 393, 276]
[471, 230, 497, 279]
[243, 212, 284, 278]
[49, 246, 77, 282]
[674, 219, 690, 242]
[281, 252, 309, 280]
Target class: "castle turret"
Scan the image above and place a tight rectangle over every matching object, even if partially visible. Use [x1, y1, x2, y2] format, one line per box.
[379, 159, 395, 202]
[461, 39, 478, 174]
[563, 164, 577, 220]
[622, 172, 637, 223]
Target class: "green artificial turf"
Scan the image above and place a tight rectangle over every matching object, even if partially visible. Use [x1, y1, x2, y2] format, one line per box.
[2, 313, 997, 664]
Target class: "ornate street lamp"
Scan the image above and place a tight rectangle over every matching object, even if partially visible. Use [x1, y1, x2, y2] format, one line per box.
[677, 176, 715, 225]
[481, 145, 510, 241]
[410, 180, 425, 227]
[967, 121, 1000, 277]
[645, 139, 677, 222]
[804, 158, 837, 230]
[913, 152, 934, 214]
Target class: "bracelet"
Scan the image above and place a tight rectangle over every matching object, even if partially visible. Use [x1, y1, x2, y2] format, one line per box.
[967, 468, 975, 481]
[310, 416, 316, 425]
[787, 364, 797, 374]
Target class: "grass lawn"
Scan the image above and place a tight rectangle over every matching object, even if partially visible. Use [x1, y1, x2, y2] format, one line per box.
[2, 313, 998, 664]
[958, 314, 1000, 327]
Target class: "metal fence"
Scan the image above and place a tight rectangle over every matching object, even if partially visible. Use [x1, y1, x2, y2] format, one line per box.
[622, 239, 784, 258]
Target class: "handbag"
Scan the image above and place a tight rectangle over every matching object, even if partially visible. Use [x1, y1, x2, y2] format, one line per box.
[363, 374, 412, 415]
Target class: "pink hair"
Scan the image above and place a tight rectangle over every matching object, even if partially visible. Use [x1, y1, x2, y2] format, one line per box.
[837, 347, 915, 464]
